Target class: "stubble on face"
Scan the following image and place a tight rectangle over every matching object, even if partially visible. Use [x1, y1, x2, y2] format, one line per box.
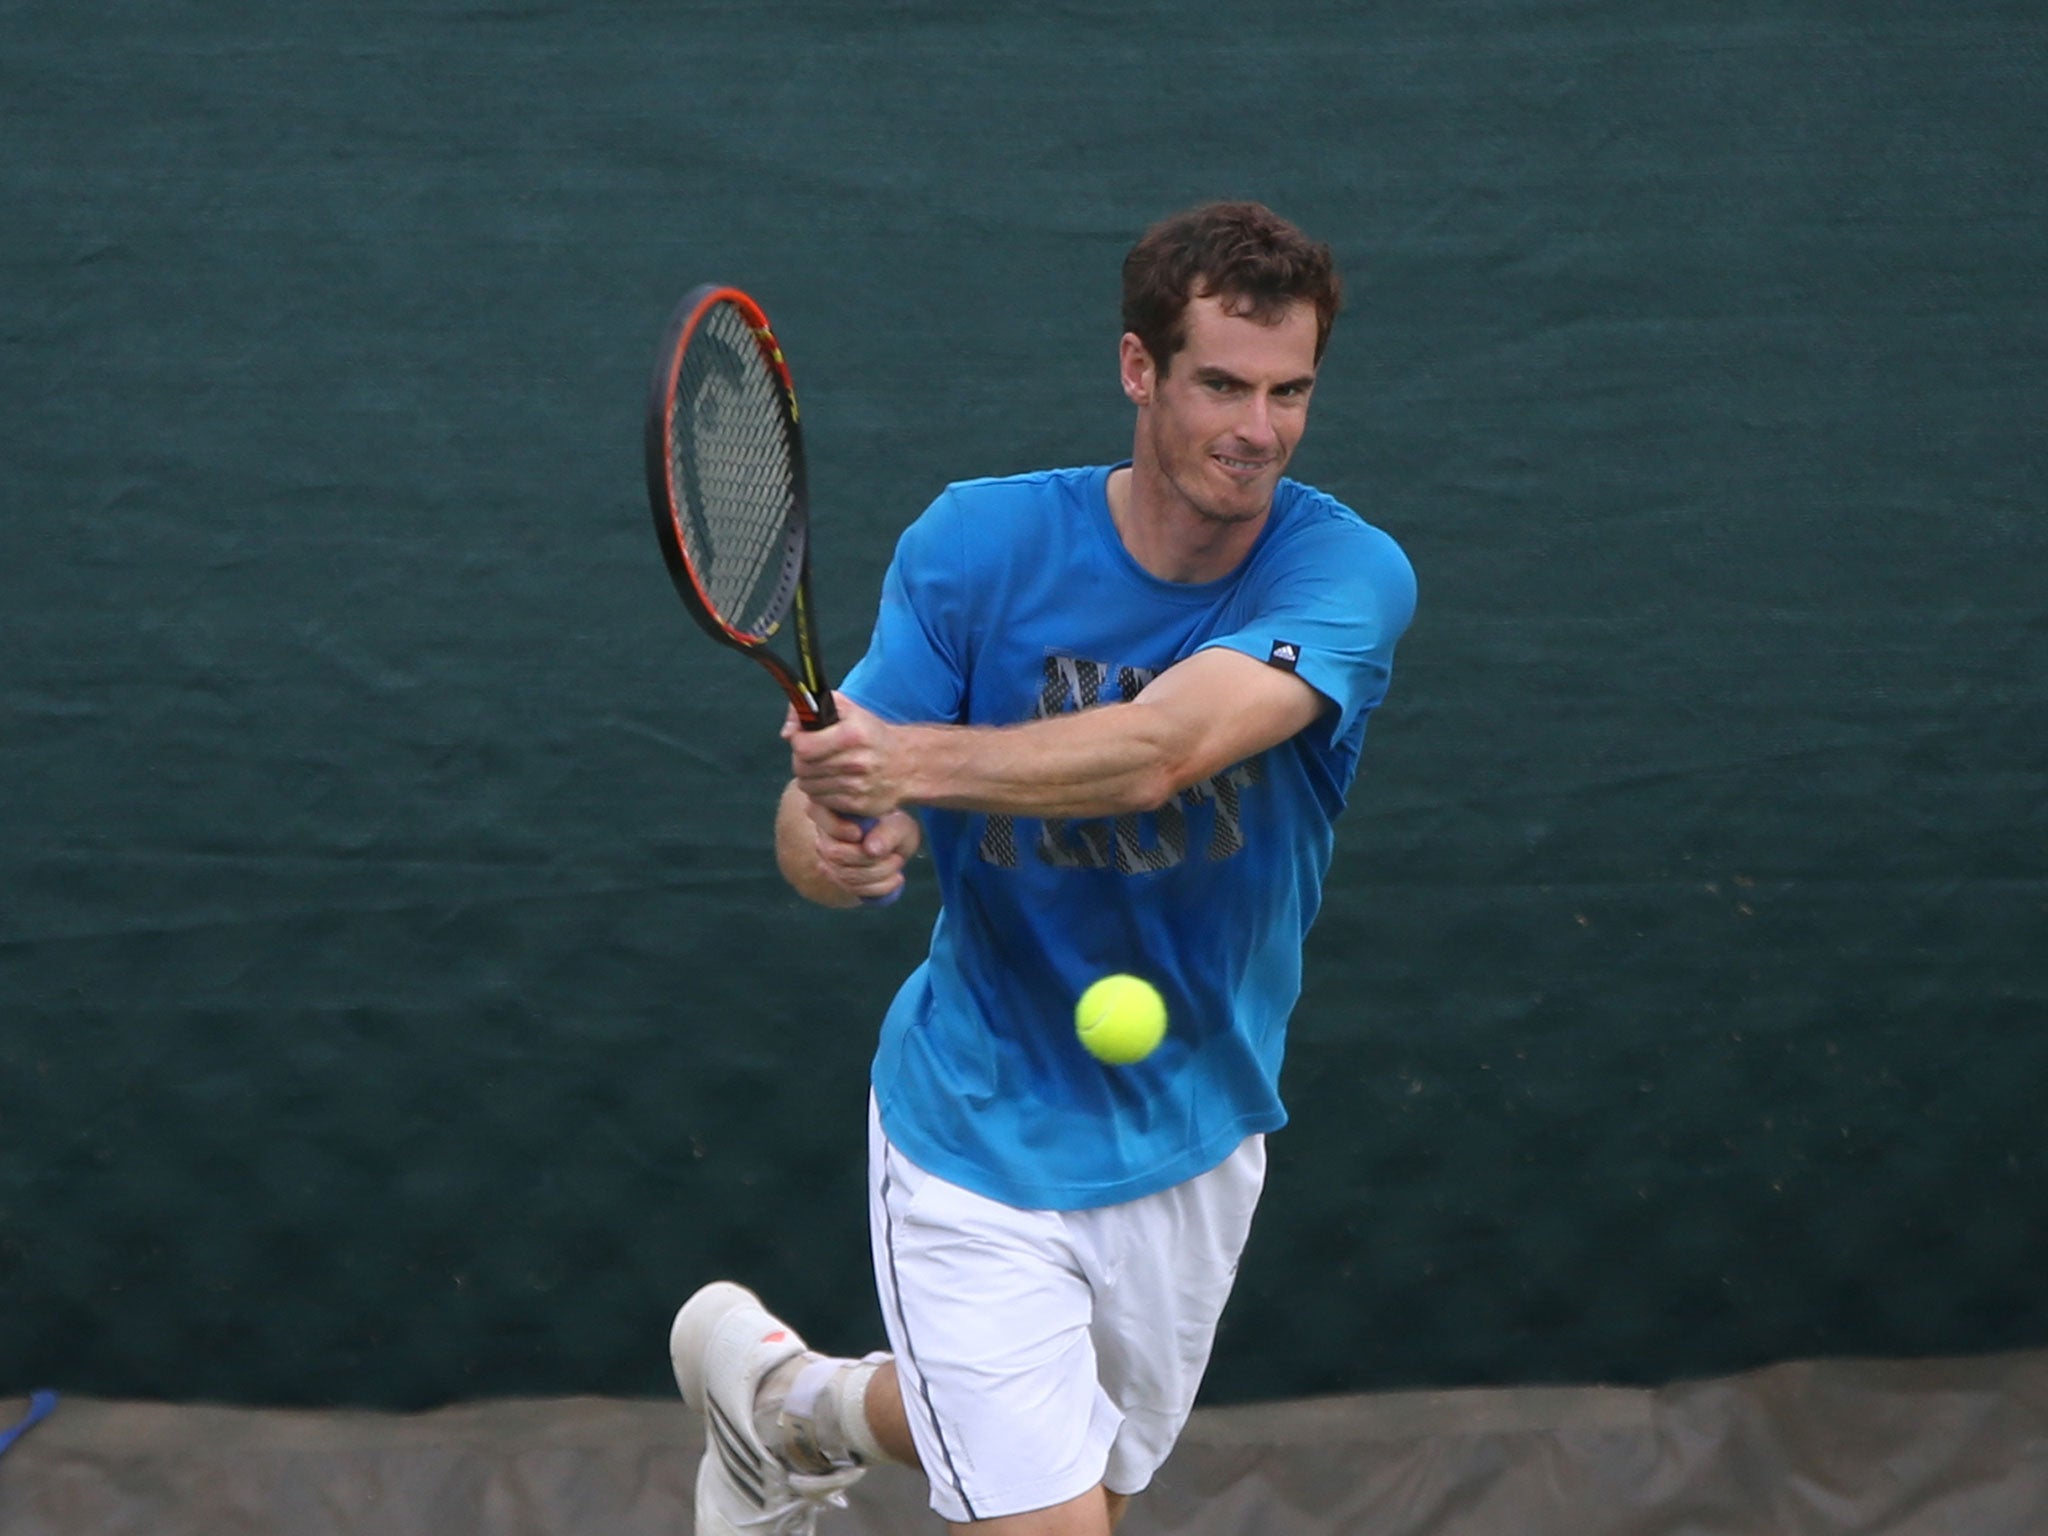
[1134, 295, 1320, 533]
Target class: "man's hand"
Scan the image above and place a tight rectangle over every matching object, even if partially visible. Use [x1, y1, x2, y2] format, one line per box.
[805, 796, 920, 904]
[784, 694, 907, 822]
[775, 777, 919, 907]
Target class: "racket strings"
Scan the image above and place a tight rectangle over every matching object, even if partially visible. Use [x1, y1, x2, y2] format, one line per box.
[669, 302, 802, 639]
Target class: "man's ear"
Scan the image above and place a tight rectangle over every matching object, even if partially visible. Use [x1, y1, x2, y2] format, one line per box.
[1118, 332, 1155, 406]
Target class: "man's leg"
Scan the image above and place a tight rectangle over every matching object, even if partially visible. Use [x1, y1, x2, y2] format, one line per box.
[860, 1355, 918, 1466]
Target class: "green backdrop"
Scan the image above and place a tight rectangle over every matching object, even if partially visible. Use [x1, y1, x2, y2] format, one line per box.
[3, 1, 2043, 1408]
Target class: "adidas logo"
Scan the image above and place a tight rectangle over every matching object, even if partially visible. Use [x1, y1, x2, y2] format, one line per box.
[1267, 640, 1301, 671]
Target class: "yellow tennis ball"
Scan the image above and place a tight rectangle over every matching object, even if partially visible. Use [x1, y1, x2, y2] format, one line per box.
[1075, 974, 1167, 1065]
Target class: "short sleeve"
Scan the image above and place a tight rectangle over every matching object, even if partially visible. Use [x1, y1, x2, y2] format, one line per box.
[839, 489, 973, 726]
[1199, 510, 1416, 742]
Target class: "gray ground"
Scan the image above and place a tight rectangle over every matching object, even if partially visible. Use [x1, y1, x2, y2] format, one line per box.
[6, 1348, 2045, 1534]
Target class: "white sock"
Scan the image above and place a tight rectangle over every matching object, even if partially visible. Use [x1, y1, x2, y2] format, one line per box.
[758, 1352, 890, 1471]
[829, 1353, 892, 1465]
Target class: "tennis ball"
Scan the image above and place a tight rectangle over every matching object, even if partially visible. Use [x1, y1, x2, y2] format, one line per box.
[1075, 974, 1167, 1065]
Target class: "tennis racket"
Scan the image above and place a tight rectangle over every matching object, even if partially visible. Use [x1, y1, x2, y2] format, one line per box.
[644, 284, 897, 906]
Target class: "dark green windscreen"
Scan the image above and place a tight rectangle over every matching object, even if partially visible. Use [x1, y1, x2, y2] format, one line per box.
[3, 2, 2042, 1407]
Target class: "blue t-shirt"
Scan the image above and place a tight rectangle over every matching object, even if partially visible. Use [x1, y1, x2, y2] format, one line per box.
[841, 464, 1415, 1211]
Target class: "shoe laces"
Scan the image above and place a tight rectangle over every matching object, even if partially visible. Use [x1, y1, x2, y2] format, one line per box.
[733, 1480, 853, 1535]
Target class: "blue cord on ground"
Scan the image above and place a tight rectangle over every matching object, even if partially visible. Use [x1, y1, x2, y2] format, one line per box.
[0, 1391, 59, 1462]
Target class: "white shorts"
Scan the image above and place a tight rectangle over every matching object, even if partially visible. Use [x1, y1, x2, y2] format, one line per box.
[867, 1097, 1266, 1524]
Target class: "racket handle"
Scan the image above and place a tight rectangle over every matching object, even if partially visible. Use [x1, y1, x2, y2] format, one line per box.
[850, 816, 902, 908]
[802, 697, 895, 904]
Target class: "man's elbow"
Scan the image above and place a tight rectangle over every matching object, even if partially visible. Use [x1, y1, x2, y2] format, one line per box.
[1114, 733, 1207, 815]
[1111, 691, 1247, 813]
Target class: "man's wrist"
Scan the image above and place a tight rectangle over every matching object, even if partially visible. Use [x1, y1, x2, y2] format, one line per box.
[892, 722, 944, 809]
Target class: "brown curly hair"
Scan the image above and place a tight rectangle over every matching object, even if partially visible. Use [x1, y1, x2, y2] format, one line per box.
[1121, 201, 1343, 378]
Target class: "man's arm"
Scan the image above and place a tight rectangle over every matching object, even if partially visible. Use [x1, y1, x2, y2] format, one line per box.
[790, 647, 1327, 823]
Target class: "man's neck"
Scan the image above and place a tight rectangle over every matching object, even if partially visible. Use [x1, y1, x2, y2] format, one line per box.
[1106, 463, 1270, 584]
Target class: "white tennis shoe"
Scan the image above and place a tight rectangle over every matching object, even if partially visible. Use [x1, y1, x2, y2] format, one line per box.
[670, 1282, 866, 1535]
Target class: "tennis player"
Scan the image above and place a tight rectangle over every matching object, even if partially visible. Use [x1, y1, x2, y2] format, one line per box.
[672, 200, 1416, 1536]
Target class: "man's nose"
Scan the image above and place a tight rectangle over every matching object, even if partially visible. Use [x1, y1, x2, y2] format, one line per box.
[1238, 393, 1279, 451]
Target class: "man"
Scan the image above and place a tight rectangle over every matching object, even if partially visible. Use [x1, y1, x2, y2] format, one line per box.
[671, 201, 1416, 1536]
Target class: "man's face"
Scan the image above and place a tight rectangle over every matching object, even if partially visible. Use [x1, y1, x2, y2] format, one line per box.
[1122, 293, 1320, 527]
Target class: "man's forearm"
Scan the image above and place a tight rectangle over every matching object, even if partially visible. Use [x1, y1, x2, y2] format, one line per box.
[790, 650, 1326, 827]
[895, 700, 1195, 821]
[888, 651, 1326, 821]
